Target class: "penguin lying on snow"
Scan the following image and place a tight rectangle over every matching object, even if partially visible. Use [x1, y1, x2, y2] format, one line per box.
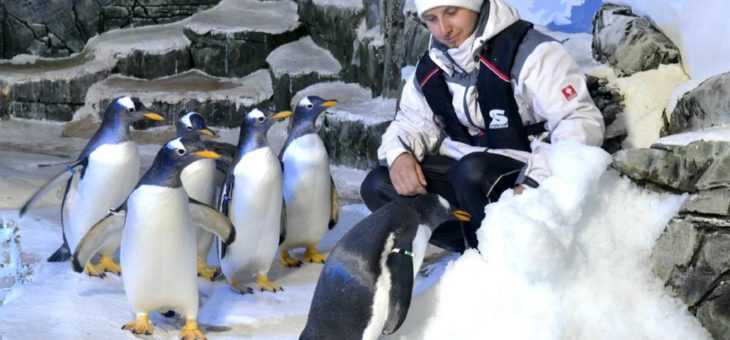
[176, 111, 222, 281]
[219, 108, 292, 294]
[300, 194, 470, 340]
[19, 96, 164, 277]
[279, 96, 340, 267]
[71, 137, 235, 340]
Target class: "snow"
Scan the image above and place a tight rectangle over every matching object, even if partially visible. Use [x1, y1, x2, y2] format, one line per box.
[81, 70, 273, 120]
[266, 37, 342, 77]
[613, 0, 730, 82]
[654, 126, 730, 147]
[390, 142, 711, 340]
[184, 0, 300, 36]
[292, 82, 396, 124]
[589, 64, 689, 149]
[356, 20, 385, 47]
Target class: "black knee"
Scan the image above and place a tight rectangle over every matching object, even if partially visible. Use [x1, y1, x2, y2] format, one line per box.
[448, 153, 488, 189]
[360, 166, 396, 212]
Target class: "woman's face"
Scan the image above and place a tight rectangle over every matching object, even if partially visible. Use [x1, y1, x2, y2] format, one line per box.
[422, 6, 479, 48]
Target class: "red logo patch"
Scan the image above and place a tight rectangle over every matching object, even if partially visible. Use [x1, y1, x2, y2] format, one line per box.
[561, 85, 577, 101]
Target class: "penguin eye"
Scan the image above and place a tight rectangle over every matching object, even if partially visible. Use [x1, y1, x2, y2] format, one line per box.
[128, 107, 135, 113]
[306, 104, 314, 109]
[177, 149, 186, 156]
[186, 126, 193, 130]
[257, 116, 265, 123]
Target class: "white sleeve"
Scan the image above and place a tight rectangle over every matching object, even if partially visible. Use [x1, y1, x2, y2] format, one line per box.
[377, 74, 444, 167]
[516, 41, 606, 184]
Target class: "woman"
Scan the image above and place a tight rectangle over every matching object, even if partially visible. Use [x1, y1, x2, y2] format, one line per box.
[360, 0, 605, 252]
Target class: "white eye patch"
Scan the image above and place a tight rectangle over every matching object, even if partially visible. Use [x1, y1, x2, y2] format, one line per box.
[167, 138, 186, 153]
[180, 112, 197, 127]
[247, 108, 266, 120]
[117, 96, 135, 110]
[438, 195, 450, 210]
[299, 96, 313, 108]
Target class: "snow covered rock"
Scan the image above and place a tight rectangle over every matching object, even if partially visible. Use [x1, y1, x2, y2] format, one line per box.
[297, 0, 365, 70]
[0, 0, 219, 59]
[586, 75, 625, 153]
[663, 72, 730, 136]
[266, 36, 342, 109]
[183, 0, 301, 78]
[0, 219, 30, 304]
[592, 3, 680, 77]
[293, 82, 395, 169]
[0, 51, 114, 122]
[82, 69, 273, 129]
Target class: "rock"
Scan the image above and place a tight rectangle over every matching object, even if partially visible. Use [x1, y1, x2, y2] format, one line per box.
[612, 140, 730, 192]
[266, 36, 342, 109]
[114, 47, 192, 80]
[81, 69, 273, 128]
[663, 72, 730, 136]
[695, 283, 730, 340]
[298, 0, 365, 68]
[184, 0, 301, 77]
[352, 20, 387, 96]
[681, 189, 730, 216]
[652, 218, 701, 282]
[592, 3, 680, 76]
[293, 82, 395, 169]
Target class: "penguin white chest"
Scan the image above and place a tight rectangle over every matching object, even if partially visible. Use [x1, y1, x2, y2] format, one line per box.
[281, 134, 331, 247]
[223, 147, 283, 275]
[68, 142, 140, 250]
[181, 158, 217, 205]
[121, 185, 198, 316]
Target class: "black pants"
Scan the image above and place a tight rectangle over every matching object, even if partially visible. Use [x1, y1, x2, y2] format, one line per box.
[360, 152, 525, 252]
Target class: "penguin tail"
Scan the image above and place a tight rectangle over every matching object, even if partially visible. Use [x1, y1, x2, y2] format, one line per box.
[47, 243, 72, 262]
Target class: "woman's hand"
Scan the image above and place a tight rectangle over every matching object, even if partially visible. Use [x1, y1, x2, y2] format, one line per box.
[389, 153, 428, 196]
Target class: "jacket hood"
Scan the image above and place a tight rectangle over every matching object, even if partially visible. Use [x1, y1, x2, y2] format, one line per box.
[427, 0, 521, 73]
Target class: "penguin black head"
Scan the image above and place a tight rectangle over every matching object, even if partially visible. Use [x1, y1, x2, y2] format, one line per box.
[242, 108, 292, 134]
[104, 96, 164, 126]
[290, 96, 336, 130]
[140, 137, 221, 188]
[409, 194, 471, 231]
[177, 111, 215, 140]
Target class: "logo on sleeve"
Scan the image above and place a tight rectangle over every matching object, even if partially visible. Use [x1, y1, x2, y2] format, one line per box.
[489, 109, 508, 129]
[562, 85, 578, 101]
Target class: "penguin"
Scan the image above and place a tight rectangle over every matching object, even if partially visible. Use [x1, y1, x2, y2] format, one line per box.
[71, 137, 235, 340]
[218, 108, 292, 293]
[19, 96, 164, 277]
[300, 194, 471, 340]
[278, 96, 340, 267]
[176, 111, 221, 280]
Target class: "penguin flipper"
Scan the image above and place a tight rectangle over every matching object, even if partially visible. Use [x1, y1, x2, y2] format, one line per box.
[190, 199, 236, 246]
[18, 159, 84, 217]
[279, 199, 287, 245]
[328, 176, 340, 230]
[71, 207, 126, 273]
[382, 246, 415, 335]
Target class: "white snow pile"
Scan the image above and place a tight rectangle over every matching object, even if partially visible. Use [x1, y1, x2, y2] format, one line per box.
[0, 219, 30, 303]
[391, 142, 711, 340]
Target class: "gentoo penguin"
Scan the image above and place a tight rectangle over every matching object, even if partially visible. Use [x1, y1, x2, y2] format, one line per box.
[19, 96, 164, 277]
[219, 108, 292, 293]
[71, 137, 235, 340]
[176, 111, 220, 280]
[300, 194, 471, 340]
[279, 96, 339, 267]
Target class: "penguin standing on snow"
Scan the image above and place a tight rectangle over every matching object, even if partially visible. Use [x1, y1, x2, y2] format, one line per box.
[71, 137, 235, 340]
[19, 96, 164, 276]
[219, 108, 292, 294]
[176, 111, 221, 280]
[300, 194, 471, 340]
[279, 96, 340, 267]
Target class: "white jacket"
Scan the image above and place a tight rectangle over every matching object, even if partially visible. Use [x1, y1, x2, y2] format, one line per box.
[378, 0, 605, 185]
